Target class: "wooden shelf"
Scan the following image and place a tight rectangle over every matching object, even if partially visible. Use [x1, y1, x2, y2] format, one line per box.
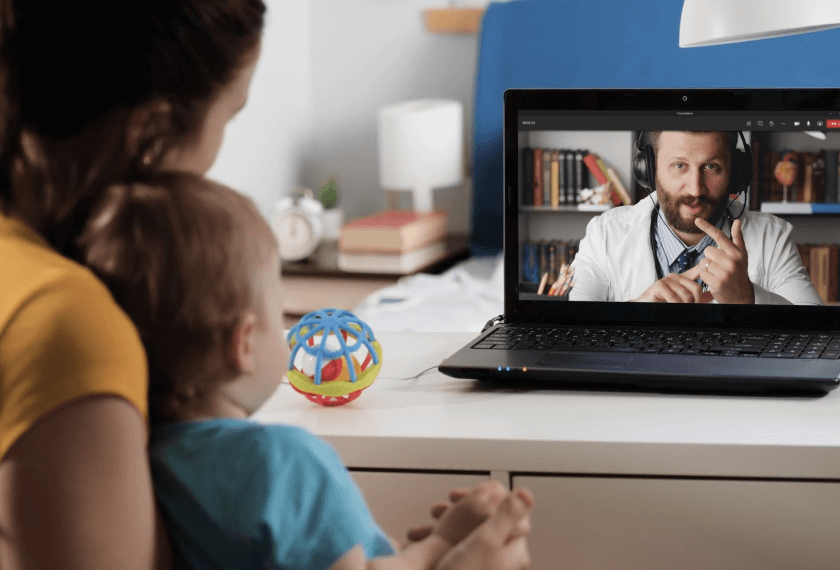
[282, 234, 470, 278]
[520, 204, 612, 213]
[760, 202, 840, 215]
[424, 8, 484, 34]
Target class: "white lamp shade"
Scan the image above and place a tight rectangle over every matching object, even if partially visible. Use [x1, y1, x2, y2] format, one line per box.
[378, 99, 463, 211]
[680, 0, 840, 47]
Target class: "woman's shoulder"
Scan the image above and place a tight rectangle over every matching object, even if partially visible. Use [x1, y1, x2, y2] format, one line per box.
[0, 212, 121, 314]
[0, 217, 148, 460]
[2, 238, 141, 356]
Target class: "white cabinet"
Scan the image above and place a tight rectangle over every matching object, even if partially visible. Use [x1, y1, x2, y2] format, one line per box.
[513, 475, 840, 570]
[347, 468, 840, 569]
[350, 470, 490, 546]
[255, 332, 840, 570]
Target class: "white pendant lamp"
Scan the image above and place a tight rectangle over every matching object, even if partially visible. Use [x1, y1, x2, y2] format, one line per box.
[680, 0, 840, 47]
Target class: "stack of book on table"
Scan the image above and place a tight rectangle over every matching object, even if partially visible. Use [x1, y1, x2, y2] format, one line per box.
[338, 210, 449, 274]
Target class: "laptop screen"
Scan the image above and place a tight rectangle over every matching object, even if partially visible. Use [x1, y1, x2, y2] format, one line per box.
[503, 89, 840, 331]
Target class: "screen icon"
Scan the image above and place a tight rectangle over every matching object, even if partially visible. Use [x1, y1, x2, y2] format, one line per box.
[794, 121, 801, 126]
[827, 120, 840, 128]
[818, 121, 824, 127]
[807, 121, 811, 127]
[769, 121, 774, 127]
[757, 120, 763, 126]
[746, 121, 751, 126]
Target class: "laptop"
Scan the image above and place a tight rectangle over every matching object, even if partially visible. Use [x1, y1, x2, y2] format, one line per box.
[439, 88, 840, 395]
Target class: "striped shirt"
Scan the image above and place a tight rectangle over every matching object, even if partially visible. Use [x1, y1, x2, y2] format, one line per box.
[651, 205, 722, 283]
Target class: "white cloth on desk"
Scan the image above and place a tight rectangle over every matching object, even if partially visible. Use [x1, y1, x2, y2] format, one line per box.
[351, 253, 504, 332]
[569, 192, 823, 305]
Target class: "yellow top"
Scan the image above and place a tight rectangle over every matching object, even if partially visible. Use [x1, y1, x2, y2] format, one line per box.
[0, 212, 148, 460]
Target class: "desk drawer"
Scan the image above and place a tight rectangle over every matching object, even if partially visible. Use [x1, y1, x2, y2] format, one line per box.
[514, 475, 840, 570]
[350, 470, 490, 546]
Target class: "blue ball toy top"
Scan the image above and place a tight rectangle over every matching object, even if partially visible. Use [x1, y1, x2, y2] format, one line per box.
[287, 308, 380, 385]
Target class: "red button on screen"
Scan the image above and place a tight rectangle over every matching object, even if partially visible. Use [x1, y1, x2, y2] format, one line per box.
[828, 120, 840, 128]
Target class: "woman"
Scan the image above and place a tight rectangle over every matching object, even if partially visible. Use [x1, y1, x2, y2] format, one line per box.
[0, 1, 263, 568]
[0, 1, 532, 568]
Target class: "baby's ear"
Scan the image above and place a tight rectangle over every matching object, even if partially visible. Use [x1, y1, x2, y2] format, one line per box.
[230, 312, 259, 374]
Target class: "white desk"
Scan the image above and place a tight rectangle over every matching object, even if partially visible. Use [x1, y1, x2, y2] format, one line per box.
[254, 332, 840, 570]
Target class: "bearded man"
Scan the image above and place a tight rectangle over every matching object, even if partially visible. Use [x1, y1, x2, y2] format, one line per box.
[568, 131, 821, 304]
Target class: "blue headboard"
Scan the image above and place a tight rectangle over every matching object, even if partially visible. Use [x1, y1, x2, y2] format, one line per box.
[469, 0, 840, 256]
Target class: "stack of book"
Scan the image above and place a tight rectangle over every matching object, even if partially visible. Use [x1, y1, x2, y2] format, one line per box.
[338, 210, 449, 274]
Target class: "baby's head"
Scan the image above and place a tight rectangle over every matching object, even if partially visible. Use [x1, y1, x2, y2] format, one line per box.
[79, 172, 289, 423]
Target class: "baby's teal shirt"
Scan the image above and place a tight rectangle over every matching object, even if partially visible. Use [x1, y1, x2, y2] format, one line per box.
[150, 418, 394, 569]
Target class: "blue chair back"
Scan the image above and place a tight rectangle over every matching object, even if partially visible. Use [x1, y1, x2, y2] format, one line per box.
[470, 0, 840, 255]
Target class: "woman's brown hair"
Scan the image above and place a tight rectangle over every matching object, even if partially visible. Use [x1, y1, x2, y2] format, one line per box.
[79, 173, 278, 424]
[0, 0, 264, 259]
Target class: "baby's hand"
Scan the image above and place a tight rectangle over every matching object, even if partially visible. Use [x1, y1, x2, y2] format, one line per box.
[435, 489, 535, 570]
[433, 480, 507, 546]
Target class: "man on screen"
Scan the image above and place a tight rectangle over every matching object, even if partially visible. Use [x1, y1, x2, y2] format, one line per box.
[568, 130, 822, 304]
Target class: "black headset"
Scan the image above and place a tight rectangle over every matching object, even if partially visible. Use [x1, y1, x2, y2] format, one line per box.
[632, 131, 753, 220]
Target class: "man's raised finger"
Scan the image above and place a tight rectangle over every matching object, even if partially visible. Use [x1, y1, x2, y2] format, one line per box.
[695, 217, 738, 255]
[731, 219, 746, 251]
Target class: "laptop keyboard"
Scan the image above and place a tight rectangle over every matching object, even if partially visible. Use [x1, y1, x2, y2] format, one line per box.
[474, 326, 840, 359]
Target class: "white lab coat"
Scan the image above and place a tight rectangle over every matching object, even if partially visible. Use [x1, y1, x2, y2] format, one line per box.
[568, 193, 823, 305]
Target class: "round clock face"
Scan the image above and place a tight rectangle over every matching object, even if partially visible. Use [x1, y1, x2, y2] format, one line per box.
[273, 211, 318, 261]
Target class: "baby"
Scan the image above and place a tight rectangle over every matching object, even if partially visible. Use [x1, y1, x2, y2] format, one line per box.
[78, 172, 532, 570]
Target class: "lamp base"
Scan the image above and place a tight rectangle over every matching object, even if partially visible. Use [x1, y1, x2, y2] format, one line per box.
[412, 186, 434, 213]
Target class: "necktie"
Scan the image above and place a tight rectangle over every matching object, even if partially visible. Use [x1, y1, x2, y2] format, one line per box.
[675, 249, 697, 274]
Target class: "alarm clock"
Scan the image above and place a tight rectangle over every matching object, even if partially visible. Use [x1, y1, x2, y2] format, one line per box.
[270, 189, 325, 261]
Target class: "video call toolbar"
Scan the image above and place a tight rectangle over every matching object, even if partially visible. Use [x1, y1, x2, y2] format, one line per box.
[520, 113, 839, 132]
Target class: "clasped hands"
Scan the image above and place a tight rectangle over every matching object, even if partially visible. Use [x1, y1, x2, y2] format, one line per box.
[403, 480, 534, 570]
[634, 218, 754, 304]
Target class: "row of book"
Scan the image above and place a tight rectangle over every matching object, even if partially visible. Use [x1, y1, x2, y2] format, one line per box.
[522, 239, 581, 284]
[797, 243, 840, 305]
[522, 148, 632, 208]
[337, 210, 450, 274]
[755, 146, 840, 205]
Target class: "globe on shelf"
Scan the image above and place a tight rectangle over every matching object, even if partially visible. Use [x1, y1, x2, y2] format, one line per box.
[287, 308, 382, 406]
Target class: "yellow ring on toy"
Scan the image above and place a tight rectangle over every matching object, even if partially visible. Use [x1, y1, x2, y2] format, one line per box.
[287, 340, 383, 397]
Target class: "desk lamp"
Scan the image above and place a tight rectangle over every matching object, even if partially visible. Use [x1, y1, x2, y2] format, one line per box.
[680, 0, 839, 140]
[679, 0, 840, 47]
[377, 99, 463, 213]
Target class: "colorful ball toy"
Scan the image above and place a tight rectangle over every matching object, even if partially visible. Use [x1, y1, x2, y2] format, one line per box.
[287, 308, 382, 406]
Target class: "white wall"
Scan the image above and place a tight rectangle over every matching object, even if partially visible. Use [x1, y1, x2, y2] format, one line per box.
[209, 0, 489, 234]
[303, 0, 484, 234]
[208, 0, 314, 216]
